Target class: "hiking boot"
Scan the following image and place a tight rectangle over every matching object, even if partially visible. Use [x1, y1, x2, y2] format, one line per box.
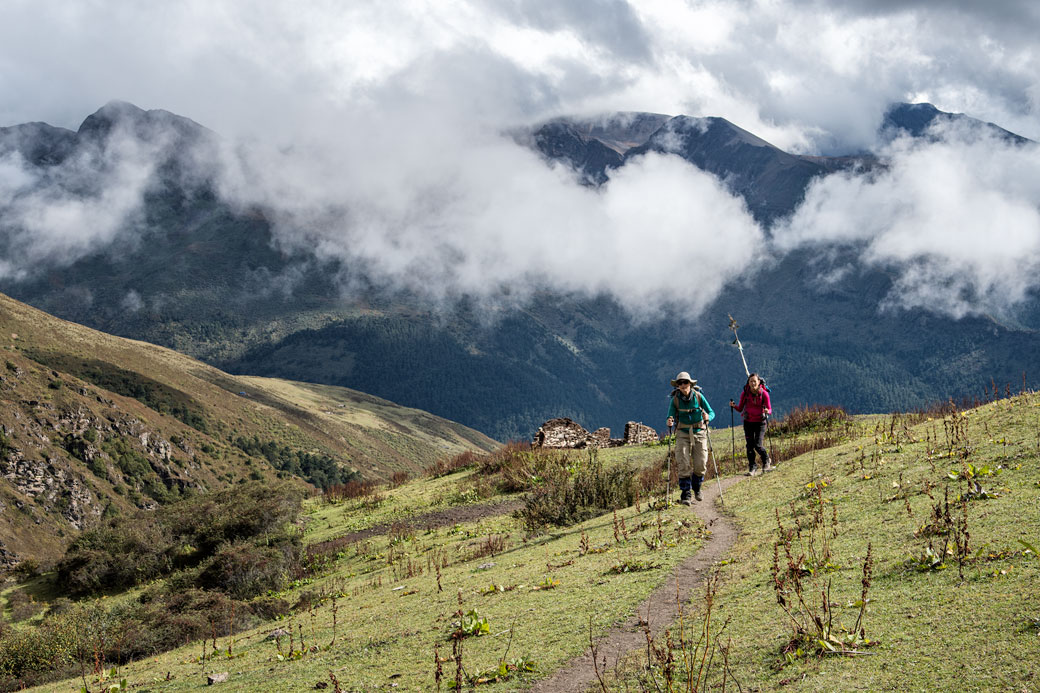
[694, 489, 703, 502]
[763, 460, 775, 472]
[679, 489, 693, 506]
[744, 465, 755, 477]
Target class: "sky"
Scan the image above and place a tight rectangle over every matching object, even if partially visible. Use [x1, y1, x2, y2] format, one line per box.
[1, 0, 1040, 319]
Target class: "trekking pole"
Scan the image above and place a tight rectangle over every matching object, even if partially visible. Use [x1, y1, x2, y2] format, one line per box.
[730, 405, 736, 471]
[665, 423, 674, 505]
[728, 314, 750, 378]
[704, 424, 725, 505]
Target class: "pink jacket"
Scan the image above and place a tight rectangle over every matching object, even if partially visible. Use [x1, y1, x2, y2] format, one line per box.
[734, 388, 771, 422]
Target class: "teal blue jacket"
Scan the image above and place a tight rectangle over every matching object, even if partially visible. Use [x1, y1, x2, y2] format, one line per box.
[667, 389, 715, 429]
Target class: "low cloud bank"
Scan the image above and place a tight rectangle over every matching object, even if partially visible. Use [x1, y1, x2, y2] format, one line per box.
[0, 126, 165, 280]
[775, 121, 1040, 318]
[1, 105, 1039, 324]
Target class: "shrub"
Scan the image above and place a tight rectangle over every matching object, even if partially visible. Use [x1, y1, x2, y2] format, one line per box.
[477, 441, 534, 477]
[13, 558, 41, 580]
[519, 456, 638, 529]
[425, 449, 480, 477]
[6, 589, 43, 622]
[323, 480, 375, 501]
[389, 470, 410, 488]
[495, 447, 571, 494]
[0, 610, 80, 689]
[770, 405, 851, 437]
[55, 481, 304, 596]
[195, 536, 302, 600]
[56, 515, 174, 596]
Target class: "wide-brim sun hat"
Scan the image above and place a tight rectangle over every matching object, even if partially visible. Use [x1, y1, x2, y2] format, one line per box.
[671, 371, 697, 388]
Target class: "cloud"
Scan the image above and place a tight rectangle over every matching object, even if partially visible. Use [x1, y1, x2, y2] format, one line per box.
[0, 124, 167, 280]
[1, 0, 1039, 323]
[3, 1, 1039, 147]
[215, 106, 764, 317]
[774, 123, 1040, 318]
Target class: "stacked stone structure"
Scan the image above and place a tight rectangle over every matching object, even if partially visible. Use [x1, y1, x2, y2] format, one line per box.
[533, 419, 659, 449]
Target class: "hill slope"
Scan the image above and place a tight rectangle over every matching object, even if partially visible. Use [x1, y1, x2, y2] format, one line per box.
[8, 391, 1039, 692]
[0, 292, 496, 567]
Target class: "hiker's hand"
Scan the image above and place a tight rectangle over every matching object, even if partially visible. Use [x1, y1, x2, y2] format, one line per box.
[729, 399, 735, 408]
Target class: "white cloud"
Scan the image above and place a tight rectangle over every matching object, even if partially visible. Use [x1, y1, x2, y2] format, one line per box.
[0, 125, 164, 280]
[1, 0, 1039, 322]
[216, 110, 763, 317]
[775, 126, 1040, 318]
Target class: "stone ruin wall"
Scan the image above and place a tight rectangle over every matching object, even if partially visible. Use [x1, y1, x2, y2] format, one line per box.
[532, 418, 659, 449]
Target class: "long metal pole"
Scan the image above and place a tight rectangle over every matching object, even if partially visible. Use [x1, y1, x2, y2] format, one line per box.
[665, 423, 674, 505]
[730, 405, 736, 470]
[704, 425, 724, 504]
[728, 314, 750, 377]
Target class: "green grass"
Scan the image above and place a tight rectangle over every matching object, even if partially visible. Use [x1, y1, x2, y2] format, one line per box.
[12, 395, 1040, 692]
[302, 468, 509, 543]
[24, 454, 705, 692]
[607, 393, 1040, 692]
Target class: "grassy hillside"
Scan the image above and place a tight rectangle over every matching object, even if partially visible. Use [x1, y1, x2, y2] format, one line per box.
[0, 292, 496, 568]
[4, 391, 1036, 691]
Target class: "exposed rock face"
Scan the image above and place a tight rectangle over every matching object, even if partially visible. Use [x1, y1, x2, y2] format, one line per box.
[623, 422, 659, 446]
[534, 419, 659, 449]
[0, 355, 224, 565]
[0, 452, 102, 530]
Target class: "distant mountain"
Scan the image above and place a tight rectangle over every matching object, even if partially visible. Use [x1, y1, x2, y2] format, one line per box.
[626, 115, 853, 223]
[882, 102, 1031, 144]
[1, 102, 1038, 443]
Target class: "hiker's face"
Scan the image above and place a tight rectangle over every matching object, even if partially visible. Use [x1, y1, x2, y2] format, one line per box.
[678, 381, 692, 394]
[749, 376, 760, 391]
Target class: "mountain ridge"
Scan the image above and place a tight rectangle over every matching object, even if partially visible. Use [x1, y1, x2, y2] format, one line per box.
[1, 102, 1038, 441]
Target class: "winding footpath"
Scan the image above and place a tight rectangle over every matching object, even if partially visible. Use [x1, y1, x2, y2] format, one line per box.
[529, 475, 744, 693]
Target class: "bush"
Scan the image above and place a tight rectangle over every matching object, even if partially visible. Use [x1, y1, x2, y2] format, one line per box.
[770, 405, 851, 437]
[56, 515, 174, 596]
[195, 537, 302, 599]
[6, 590, 44, 622]
[55, 481, 304, 596]
[323, 480, 375, 501]
[111, 588, 258, 661]
[231, 435, 358, 489]
[0, 611, 80, 689]
[477, 441, 533, 477]
[519, 455, 638, 529]
[425, 449, 480, 477]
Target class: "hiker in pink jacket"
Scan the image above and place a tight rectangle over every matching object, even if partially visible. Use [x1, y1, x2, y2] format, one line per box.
[730, 373, 773, 475]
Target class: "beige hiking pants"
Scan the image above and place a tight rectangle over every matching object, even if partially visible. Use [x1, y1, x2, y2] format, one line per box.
[675, 427, 708, 478]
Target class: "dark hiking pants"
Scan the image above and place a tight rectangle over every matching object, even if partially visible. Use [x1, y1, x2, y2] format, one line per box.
[743, 420, 768, 467]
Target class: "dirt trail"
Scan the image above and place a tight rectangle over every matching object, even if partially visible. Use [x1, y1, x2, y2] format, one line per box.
[529, 475, 744, 693]
[315, 498, 525, 546]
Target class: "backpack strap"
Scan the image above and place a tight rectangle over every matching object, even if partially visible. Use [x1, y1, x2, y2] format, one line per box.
[672, 391, 704, 426]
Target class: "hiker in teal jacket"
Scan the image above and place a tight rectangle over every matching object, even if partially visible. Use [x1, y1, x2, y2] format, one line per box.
[666, 371, 715, 504]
